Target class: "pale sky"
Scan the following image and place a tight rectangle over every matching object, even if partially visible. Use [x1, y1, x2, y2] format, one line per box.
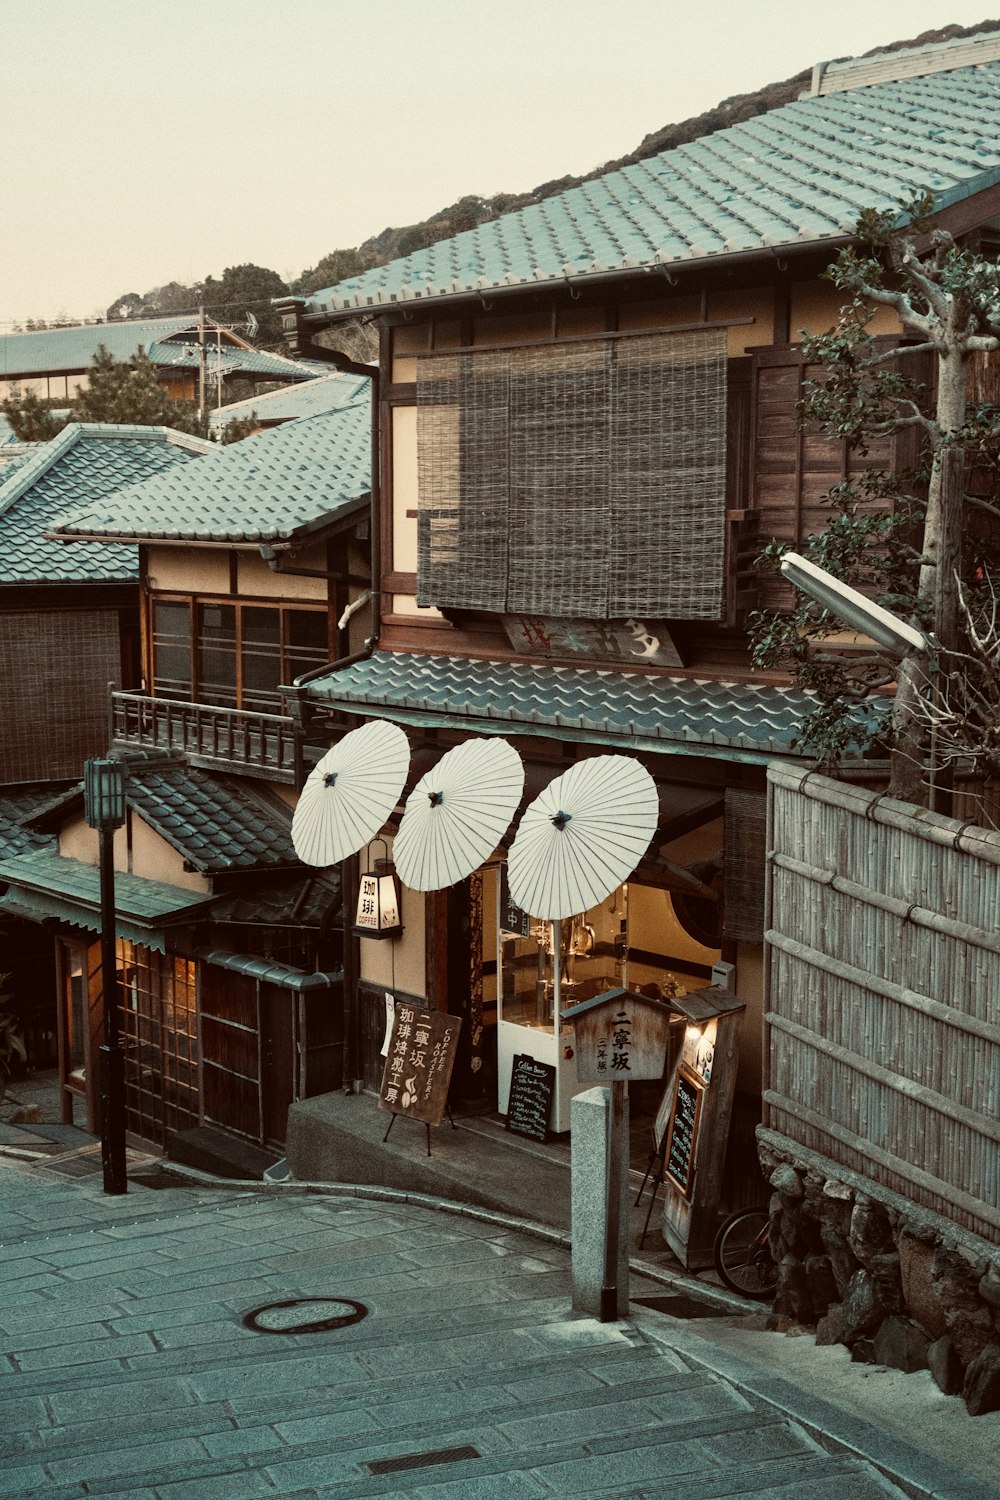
[4, 0, 998, 329]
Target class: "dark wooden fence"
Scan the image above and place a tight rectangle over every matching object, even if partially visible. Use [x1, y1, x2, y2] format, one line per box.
[764, 764, 1000, 1243]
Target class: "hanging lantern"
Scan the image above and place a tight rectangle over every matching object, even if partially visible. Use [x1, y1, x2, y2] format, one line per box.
[353, 841, 403, 940]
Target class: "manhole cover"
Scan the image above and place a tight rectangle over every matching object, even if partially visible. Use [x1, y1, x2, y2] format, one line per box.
[242, 1298, 368, 1334]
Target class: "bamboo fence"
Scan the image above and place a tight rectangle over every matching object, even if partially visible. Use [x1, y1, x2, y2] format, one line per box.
[764, 765, 1000, 1243]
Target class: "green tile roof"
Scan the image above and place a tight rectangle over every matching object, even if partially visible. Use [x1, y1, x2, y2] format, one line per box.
[48, 379, 371, 546]
[0, 317, 316, 381]
[0, 850, 215, 947]
[0, 785, 68, 860]
[208, 373, 369, 434]
[305, 649, 846, 764]
[29, 759, 299, 874]
[0, 424, 213, 586]
[302, 33, 1000, 315]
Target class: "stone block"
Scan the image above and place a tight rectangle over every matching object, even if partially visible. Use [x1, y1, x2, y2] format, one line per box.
[849, 1198, 891, 1266]
[872, 1315, 930, 1374]
[963, 1343, 1000, 1416]
[842, 1269, 889, 1343]
[773, 1255, 812, 1323]
[815, 1303, 846, 1347]
[803, 1253, 839, 1318]
[927, 1334, 965, 1396]
[898, 1231, 946, 1339]
[820, 1220, 858, 1297]
[570, 1087, 628, 1320]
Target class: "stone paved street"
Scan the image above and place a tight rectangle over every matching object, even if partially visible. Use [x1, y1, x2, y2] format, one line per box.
[0, 1154, 990, 1500]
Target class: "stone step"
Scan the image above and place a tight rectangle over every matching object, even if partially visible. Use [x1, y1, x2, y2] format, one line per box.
[0, 1412, 904, 1500]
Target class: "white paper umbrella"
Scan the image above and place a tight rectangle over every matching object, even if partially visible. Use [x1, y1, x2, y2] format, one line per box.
[393, 737, 525, 891]
[292, 719, 410, 867]
[507, 755, 659, 920]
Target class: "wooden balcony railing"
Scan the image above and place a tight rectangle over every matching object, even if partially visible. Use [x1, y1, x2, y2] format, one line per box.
[111, 692, 300, 782]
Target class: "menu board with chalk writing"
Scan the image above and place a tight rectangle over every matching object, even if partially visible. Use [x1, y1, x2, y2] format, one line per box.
[664, 1066, 704, 1198]
[505, 1054, 556, 1142]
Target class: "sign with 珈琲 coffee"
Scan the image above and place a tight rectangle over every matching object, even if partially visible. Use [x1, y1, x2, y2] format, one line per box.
[378, 1004, 461, 1126]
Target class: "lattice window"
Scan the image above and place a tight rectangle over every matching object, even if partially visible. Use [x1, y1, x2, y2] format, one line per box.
[118, 943, 200, 1147]
[416, 327, 728, 620]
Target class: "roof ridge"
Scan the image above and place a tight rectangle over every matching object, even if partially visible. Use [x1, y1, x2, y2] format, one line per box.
[806, 28, 1000, 97]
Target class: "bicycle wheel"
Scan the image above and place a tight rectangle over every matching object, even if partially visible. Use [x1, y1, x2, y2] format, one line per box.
[713, 1207, 778, 1300]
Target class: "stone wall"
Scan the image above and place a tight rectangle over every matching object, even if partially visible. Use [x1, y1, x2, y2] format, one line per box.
[759, 1136, 1000, 1416]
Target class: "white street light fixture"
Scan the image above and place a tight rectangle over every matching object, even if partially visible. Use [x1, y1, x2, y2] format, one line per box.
[780, 552, 931, 657]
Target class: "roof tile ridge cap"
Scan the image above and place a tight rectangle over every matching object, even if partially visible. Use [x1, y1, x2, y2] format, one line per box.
[0, 424, 80, 519]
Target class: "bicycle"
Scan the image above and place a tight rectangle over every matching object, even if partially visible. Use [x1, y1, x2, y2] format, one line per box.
[713, 1206, 778, 1300]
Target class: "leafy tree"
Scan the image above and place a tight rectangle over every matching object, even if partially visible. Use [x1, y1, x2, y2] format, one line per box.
[1, 388, 65, 441]
[74, 347, 209, 435]
[201, 263, 289, 347]
[4, 347, 210, 439]
[750, 195, 1000, 804]
[293, 249, 369, 297]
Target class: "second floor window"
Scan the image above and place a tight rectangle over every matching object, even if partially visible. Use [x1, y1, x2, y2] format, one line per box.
[151, 598, 328, 712]
[415, 326, 728, 621]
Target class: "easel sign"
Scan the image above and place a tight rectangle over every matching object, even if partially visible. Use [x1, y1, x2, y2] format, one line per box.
[663, 1065, 705, 1198]
[505, 1054, 556, 1142]
[378, 1003, 462, 1131]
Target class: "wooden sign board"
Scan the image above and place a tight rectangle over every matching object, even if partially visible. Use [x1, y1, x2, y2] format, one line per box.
[501, 614, 685, 669]
[378, 1004, 461, 1127]
[564, 988, 672, 1084]
[664, 1066, 705, 1197]
[505, 1054, 556, 1142]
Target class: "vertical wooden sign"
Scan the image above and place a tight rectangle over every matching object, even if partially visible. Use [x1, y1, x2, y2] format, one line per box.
[378, 1004, 462, 1127]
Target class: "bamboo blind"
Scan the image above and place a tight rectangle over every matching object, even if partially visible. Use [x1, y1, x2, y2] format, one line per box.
[765, 764, 1000, 1242]
[416, 327, 728, 619]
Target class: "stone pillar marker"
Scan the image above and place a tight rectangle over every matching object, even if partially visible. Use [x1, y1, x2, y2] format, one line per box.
[571, 1086, 630, 1319]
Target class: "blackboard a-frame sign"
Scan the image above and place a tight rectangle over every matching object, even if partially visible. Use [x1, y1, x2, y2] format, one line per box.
[505, 1054, 556, 1142]
[664, 1067, 704, 1197]
[660, 986, 745, 1271]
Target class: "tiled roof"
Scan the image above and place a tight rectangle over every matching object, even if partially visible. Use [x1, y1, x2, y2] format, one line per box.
[49, 380, 371, 546]
[208, 373, 370, 434]
[304, 650, 829, 764]
[146, 339, 321, 383]
[303, 33, 1000, 315]
[125, 763, 298, 873]
[0, 785, 68, 860]
[207, 868, 342, 928]
[0, 424, 213, 586]
[0, 317, 204, 375]
[0, 850, 214, 928]
[28, 760, 299, 873]
[0, 317, 315, 380]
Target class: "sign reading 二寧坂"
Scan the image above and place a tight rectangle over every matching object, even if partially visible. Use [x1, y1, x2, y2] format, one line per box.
[378, 1004, 461, 1126]
[564, 988, 672, 1085]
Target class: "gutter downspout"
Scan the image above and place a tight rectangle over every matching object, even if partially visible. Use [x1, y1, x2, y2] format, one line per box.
[286, 337, 382, 1100]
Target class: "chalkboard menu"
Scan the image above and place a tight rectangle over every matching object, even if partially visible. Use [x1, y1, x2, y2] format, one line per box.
[505, 1054, 556, 1142]
[378, 1004, 462, 1127]
[664, 1067, 704, 1198]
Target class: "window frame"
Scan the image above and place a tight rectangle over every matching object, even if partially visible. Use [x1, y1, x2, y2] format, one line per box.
[149, 593, 330, 712]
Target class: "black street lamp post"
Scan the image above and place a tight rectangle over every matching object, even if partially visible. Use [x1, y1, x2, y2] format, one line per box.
[83, 757, 127, 1195]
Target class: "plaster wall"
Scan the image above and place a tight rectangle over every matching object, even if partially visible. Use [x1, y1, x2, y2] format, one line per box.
[237, 546, 328, 601]
[128, 815, 210, 893]
[148, 548, 230, 594]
